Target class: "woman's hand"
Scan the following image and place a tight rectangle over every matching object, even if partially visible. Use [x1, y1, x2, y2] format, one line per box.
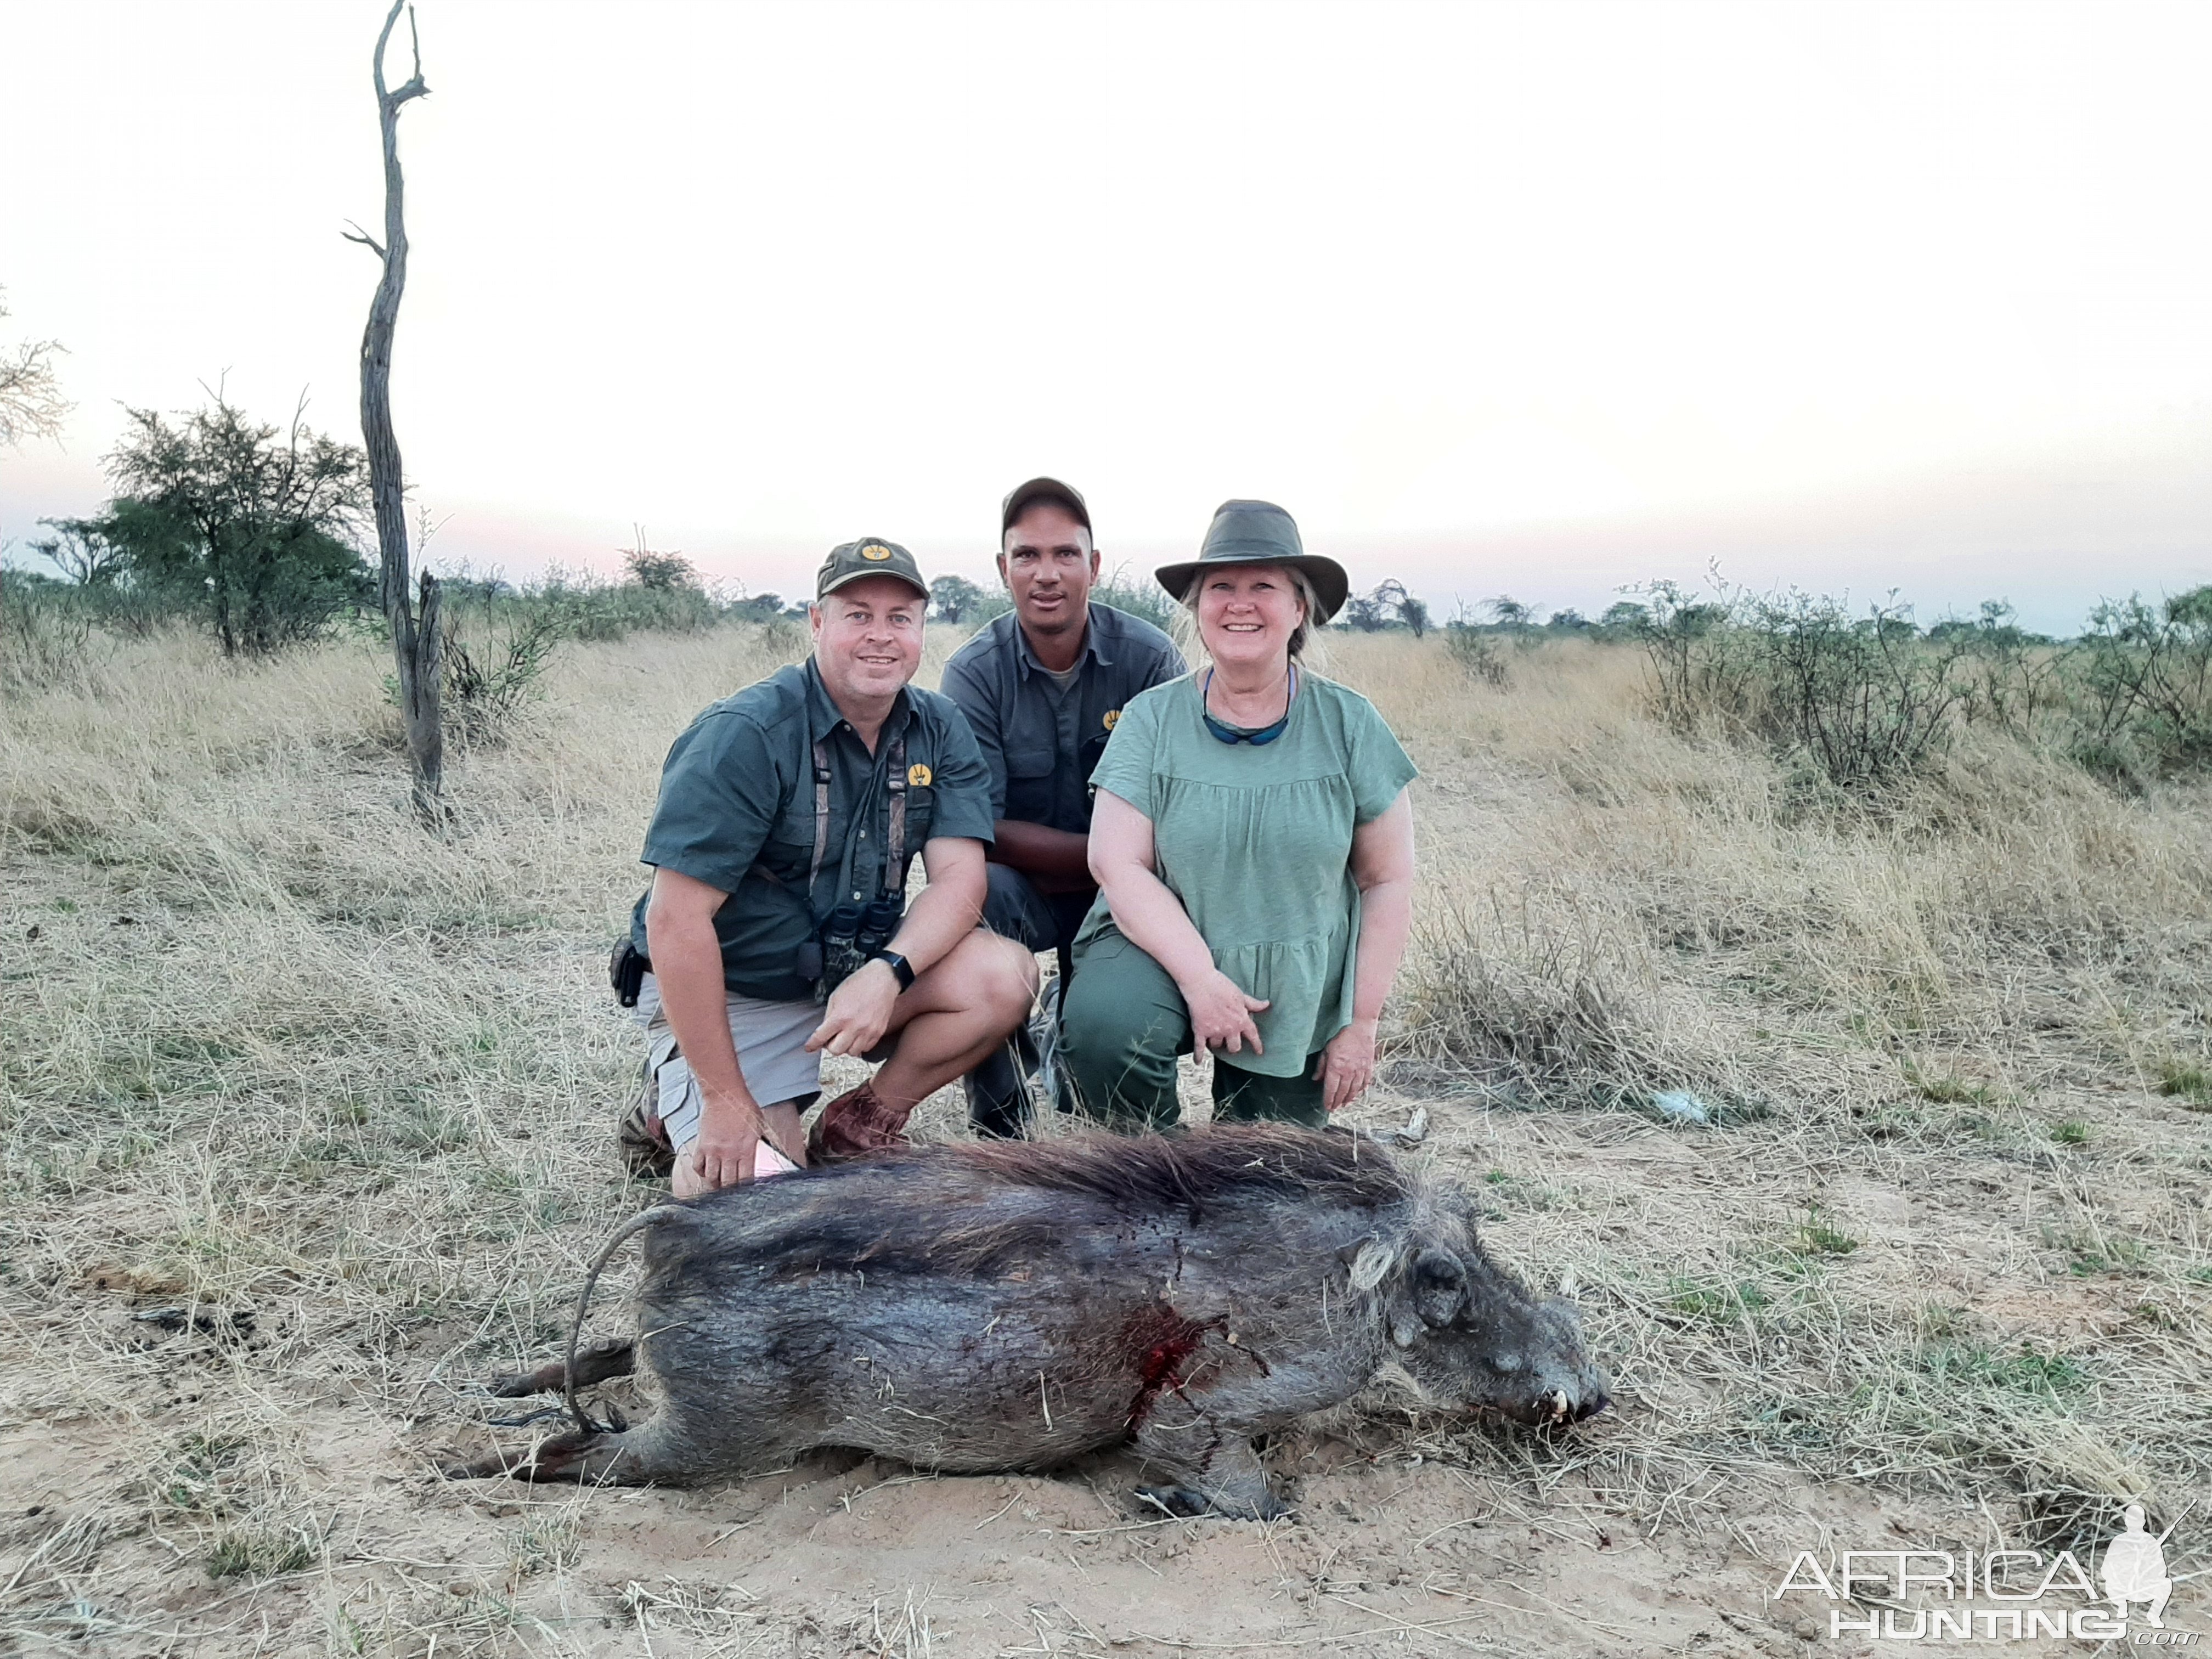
[1182, 967, 1269, 1056]
[1314, 1017, 1379, 1112]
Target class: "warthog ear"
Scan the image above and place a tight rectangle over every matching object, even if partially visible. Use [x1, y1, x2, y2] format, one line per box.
[1412, 1248, 1468, 1329]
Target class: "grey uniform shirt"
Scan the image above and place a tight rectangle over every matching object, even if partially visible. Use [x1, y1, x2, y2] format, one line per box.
[940, 603, 1186, 836]
[629, 658, 996, 1001]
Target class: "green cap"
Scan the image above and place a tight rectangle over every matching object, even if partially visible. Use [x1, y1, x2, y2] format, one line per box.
[816, 537, 930, 603]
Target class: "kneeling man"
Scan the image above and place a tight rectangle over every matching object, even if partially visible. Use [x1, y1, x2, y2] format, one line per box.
[622, 538, 1037, 1194]
[940, 478, 1183, 1133]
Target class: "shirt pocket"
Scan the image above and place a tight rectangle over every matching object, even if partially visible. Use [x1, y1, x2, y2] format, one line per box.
[1003, 742, 1055, 825]
[761, 797, 820, 887]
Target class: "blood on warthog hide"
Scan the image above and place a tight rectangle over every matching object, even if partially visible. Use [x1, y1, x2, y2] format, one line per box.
[453, 1124, 1609, 1519]
[1122, 1304, 1229, 1432]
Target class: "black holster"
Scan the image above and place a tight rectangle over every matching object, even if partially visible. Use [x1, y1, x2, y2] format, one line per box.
[609, 938, 649, 1008]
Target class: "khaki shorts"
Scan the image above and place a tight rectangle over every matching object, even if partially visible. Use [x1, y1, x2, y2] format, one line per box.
[633, 973, 827, 1154]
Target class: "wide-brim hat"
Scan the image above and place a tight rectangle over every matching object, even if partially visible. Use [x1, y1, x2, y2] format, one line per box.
[1153, 500, 1348, 625]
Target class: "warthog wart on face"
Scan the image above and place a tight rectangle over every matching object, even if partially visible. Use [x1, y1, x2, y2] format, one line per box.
[453, 1125, 1610, 1518]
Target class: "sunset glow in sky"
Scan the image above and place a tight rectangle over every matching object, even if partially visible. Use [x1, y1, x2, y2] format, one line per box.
[3, 1, 2207, 631]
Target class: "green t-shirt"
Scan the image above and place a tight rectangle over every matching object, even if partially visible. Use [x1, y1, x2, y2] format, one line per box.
[1079, 670, 1418, 1076]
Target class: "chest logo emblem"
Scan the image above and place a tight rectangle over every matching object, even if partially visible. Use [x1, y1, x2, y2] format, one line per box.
[907, 763, 933, 787]
[1103, 709, 1120, 730]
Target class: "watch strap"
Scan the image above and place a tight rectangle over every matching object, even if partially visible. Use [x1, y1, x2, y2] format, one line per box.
[873, 951, 915, 991]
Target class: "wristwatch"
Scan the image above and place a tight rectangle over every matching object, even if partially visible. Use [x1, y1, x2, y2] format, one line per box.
[871, 950, 915, 991]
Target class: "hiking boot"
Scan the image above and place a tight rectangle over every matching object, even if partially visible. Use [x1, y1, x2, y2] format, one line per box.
[807, 1080, 912, 1164]
[617, 1058, 676, 1180]
[1033, 973, 1080, 1115]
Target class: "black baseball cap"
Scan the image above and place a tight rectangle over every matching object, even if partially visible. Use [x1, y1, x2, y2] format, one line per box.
[1001, 477, 1091, 539]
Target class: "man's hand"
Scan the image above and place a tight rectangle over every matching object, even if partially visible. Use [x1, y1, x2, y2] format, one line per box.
[1314, 1016, 1379, 1113]
[1180, 967, 1269, 1056]
[689, 1091, 766, 1190]
[806, 957, 902, 1058]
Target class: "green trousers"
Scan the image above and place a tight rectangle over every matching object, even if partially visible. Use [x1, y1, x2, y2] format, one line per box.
[1061, 928, 1327, 1131]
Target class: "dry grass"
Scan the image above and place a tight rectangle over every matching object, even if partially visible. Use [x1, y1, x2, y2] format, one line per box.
[2, 623, 2208, 1654]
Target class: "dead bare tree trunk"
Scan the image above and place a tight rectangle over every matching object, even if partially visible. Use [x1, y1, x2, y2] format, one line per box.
[347, 0, 442, 821]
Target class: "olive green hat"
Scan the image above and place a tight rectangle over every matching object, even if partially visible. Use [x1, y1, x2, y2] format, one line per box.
[1153, 500, 1349, 624]
[816, 537, 929, 602]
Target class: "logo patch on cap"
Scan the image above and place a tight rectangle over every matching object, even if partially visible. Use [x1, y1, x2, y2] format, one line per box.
[1103, 709, 1120, 730]
[907, 763, 932, 787]
[860, 543, 893, 561]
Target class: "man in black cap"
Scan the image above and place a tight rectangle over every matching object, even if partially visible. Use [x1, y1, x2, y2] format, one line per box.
[618, 538, 1039, 1192]
[940, 480, 1185, 1135]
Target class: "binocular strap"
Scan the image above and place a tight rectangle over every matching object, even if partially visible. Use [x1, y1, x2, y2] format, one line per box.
[804, 733, 908, 904]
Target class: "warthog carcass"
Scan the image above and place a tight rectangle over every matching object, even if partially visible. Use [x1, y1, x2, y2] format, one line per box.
[458, 1125, 1609, 1517]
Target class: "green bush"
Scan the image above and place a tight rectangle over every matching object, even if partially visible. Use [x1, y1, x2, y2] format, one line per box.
[438, 597, 568, 745]
[1624, 575, 2212, 792]
[2074, 587, 2212, 778]
[1443, 623, 1510, 686]
[528, 564, 721, 640]
[1635, 580, 1973, 791]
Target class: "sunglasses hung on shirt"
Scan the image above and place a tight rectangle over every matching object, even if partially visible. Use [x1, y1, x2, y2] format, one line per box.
[1201, 666, 1297, 746]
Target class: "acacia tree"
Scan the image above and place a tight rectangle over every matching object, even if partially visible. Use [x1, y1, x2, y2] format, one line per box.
[623, 527, 699, 592]
[29, 517, 128, 586]
[346, 1, 442, 819]
[98, 395, 371, 652]
[1341, 579, 1431, 636]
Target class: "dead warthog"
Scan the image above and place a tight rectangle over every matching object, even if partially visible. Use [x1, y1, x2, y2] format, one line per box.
[454, 1124, 1609, 1517]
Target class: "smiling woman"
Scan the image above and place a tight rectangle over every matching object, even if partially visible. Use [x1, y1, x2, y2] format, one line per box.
[1061, 501, 1419, 1130]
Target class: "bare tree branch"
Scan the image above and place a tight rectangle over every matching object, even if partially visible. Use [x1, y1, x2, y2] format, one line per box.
[359, 0, 443, 820]
[374, 0, 429, 107]
[0, 289, 71, 449]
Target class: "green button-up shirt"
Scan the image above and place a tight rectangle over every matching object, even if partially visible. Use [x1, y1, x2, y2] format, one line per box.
[629, 658, 996, 1001]
[940, 602, 1185, 834]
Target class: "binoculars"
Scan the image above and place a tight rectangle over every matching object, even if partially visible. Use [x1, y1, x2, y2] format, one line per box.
[810, 896, 904, 1002]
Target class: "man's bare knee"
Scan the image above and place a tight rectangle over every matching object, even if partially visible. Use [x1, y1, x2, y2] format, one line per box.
[921, 932, 1035, 1010]
[965, 932, 1039, 1024]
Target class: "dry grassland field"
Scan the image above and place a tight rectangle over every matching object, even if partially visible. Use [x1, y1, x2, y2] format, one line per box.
[2, 619, 2208, 1658]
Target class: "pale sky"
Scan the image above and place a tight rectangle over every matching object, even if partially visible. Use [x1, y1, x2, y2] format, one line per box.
[3, 1, 2207, 633]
